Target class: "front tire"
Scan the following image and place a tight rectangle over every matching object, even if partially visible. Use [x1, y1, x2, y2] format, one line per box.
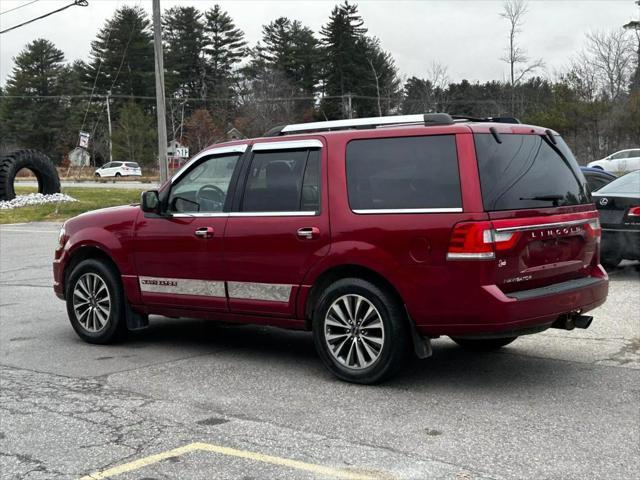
[312, 278, 410, 384]
[66, 259, 126, 344]
[451, 336, 517, 351]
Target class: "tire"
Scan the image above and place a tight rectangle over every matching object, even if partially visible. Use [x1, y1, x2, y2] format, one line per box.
[601, 251, 622, 269]
[312, 278, 411, 384]
[115, 172, 121, 177]
[451, 336, 517, 351]
[95, 172, 101, 178]
[66, 259, 126, 344]
[0, 149, 60, 201]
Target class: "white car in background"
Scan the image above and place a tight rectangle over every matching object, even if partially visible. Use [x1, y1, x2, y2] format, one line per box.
[95, 161, 142, 178]
[588, 149, 640, 175]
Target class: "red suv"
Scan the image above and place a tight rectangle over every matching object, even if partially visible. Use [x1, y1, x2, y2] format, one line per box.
[53, 114, 608, 384]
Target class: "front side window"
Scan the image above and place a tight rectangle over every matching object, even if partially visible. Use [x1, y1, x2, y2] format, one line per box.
[241, 149, 320, 212]
[346, 135, 461, 211]
[169, 154, 239, 213]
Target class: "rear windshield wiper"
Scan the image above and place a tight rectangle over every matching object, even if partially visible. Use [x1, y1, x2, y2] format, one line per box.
[520, 194, 564, 206]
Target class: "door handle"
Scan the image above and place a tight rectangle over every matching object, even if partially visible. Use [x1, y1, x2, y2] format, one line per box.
[297, 227, 320, 240]
[195, 227, 214, 239]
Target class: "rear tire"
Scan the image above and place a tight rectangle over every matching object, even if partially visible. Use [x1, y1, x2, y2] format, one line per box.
[312, 278, 411, 384]
[451, 336, 517, 351]
[66, 259, 126, 344]
[115, 172, 121, 177]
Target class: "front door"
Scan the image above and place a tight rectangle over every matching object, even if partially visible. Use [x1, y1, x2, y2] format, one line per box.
[224, 139, 330, 317]
[134, 148, 244, 312]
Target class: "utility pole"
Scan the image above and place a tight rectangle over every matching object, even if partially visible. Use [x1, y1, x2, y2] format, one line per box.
[152, 0, 169, 183]
[105, 91, 113, 163]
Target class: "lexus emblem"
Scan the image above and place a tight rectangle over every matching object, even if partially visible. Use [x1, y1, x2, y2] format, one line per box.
[599, 197, 609, 206]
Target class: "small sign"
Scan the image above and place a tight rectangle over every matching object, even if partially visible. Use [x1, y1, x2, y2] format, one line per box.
[78, 131, 91, 149]
[176, 146, 189, 158]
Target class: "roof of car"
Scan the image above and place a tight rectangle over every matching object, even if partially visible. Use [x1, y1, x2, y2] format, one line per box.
[580, 167, 617, 177]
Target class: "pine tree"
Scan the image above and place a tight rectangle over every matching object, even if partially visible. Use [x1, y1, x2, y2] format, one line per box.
[203, 5, 247, 101]
[83, 6, 154, 99]
[163, 6, 206, 99]
[261, 18, 319, 97]
[355, 37, 401, 117]
[0, 39, 67, 162]
[111, 101, 156, 167]
[319, 1, 367, 119]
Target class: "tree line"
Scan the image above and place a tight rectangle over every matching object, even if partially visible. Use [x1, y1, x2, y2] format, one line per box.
[0, 0, 637, 168]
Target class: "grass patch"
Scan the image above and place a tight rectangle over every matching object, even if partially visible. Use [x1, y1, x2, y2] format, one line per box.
[0, 187, 144, 224]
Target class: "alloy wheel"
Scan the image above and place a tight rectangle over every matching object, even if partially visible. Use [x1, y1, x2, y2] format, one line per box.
[72, 273, 111, 333]
[324, 294, 385, 369]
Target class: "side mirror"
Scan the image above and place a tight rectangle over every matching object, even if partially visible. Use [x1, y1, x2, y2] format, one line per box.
[141, 190, 160, 214]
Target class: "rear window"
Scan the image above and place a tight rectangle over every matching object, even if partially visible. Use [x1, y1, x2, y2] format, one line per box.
[346, 135, 461, 211]
[597, 171, 640, 195]
[474, 134, 589, 211]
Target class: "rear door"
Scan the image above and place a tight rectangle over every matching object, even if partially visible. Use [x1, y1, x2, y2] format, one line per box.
[474, 132, 598, 292]
[224, 139, 330, 317]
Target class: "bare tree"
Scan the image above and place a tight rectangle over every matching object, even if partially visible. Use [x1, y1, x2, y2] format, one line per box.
[500, 0, 544, 112]
[583, 30, 635, 101]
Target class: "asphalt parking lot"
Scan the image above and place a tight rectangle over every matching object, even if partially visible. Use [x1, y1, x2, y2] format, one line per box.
[1, 222, 638, 480]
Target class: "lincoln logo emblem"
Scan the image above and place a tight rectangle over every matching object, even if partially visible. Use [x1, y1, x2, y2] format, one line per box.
[599, 198, 609, 206]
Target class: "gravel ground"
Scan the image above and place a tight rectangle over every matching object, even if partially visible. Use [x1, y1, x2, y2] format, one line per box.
[0, 193, 77, 210]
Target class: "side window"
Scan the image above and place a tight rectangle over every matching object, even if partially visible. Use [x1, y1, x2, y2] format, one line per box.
[346, 135, 461, 211]
[112, 162, 122, 167]
[169, 154, 239, 213]
[610, 152, 625, 160]
[241, 149, 320, 212]
[102, 162, 112, 168]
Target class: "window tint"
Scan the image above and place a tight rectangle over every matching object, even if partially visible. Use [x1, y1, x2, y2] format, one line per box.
[101, 163, 112, 168]
[585, 175, 610, 193]
[242, 149, 320, 212]
[125, 162, 139, 168]
[474, 134, 589, 211]
[169, 154, 239, 213]
[631, 150, 640, 157]
[112, 162, 122, 167]
[346, 135, 461, 211]
[597, 171, 640, 195]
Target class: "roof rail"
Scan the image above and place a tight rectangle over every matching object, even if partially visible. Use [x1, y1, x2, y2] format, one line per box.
[263, 113, 454, 137]
[450, 115, 521, 124]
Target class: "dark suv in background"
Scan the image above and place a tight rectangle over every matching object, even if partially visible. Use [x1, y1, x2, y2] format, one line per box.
[54, 113, 608, 384]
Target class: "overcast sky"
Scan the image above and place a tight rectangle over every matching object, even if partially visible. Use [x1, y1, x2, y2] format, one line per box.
[0, 0, 637, 87]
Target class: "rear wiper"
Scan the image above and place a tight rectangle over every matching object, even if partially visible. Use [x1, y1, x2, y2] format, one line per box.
[520, 194, 564, 206]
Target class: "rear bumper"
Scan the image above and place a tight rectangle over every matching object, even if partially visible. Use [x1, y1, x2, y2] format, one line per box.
[416, 266, 609, 336]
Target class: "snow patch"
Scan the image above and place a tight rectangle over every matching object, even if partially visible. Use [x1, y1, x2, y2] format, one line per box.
[0, 193, 78, 210]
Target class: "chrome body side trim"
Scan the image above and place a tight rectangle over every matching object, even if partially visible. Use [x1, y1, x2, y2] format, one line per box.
[171, 212, 229, 218]
[229, 211, 318, 217]
[171, 144, 248, 184]
[227, 282, 293, 302]
[251, 139, 323, 151]
[139, 276, 225, 297]
[353, 208, 463, 214]
[446, 252, 496, 260]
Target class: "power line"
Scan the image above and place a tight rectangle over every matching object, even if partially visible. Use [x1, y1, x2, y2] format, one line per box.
[0, 0, 40, 17]
[0, 0, 88, 35]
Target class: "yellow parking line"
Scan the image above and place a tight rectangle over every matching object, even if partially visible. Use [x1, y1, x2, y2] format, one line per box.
[80, 441, 380, 480]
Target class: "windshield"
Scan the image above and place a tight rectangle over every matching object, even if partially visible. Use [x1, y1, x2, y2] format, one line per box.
[474, 133, 589, 211]
[596, 170, 640, 196]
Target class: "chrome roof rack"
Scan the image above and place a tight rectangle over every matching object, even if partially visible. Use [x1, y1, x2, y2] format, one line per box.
[263, 113, 454, 137]
[263, 113, 521, 137]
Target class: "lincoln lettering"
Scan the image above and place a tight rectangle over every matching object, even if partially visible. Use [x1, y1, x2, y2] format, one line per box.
[530, 226, 583, 239]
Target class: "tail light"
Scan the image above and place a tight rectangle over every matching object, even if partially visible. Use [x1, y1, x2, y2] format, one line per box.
[585, 218, 601, 243]
[628, 206, 640, 217]
[447, 221, 518, 260]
